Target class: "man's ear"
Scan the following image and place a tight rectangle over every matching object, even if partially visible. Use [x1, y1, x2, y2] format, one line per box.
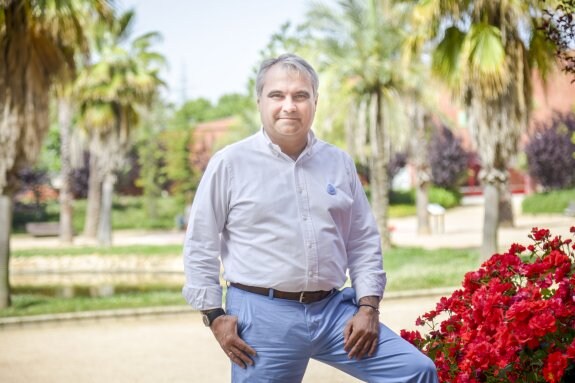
[314, 94, 319, 107]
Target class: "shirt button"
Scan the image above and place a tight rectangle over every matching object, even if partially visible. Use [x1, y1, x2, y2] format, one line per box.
[303, 216, 307, 221]
[308, 271, 314, 277]
[308, 243, 312, 249]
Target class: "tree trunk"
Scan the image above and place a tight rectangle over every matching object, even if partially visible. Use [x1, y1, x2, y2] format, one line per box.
[345, 102, 357, 160]
[98, 172, 115, 247]
[481, 182, 500, 260]
[498, 180, 514, 227]
[58, 97, 74, 243]
[411, 102, 431, 235]
[84, 154, 101, 238]
[369, 91, 391, 250]
[0, 194, 12, 308]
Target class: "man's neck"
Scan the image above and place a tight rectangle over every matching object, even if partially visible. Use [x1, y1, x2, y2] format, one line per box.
[283, 142, 307, 160]
[262, 129, 309, 159]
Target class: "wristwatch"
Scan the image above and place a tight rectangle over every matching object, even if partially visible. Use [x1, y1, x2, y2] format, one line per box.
[202, 308, 226, 327]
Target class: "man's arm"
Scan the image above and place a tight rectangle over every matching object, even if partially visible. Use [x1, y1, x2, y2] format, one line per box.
[182, 154, 256, 367]
[342, 157, 386, 359]
[182, 153, 229, 310]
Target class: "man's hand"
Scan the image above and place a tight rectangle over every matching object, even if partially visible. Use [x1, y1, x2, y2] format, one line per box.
[210, 314, 257, 368]
[343, 297, 380, 360]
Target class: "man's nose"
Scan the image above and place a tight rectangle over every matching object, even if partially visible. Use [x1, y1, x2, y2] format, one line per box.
[282, 97, 297, 112]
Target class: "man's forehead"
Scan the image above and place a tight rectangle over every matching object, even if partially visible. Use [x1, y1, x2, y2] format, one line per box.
[263, 65, 313, 90]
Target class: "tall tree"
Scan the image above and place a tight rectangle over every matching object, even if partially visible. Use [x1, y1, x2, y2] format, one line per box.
[409, 0, 557, 259]
[58, 92, 75, 243]
[305, 0, 410, 249]
[76, 9, 165, 246]
[0, 0, 113, 308]
[135, 100, 168, 220]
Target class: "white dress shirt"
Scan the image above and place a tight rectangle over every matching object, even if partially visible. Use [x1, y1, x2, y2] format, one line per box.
[182, 129, 386, 310]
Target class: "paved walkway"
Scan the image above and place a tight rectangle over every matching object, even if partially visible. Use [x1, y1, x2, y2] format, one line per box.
[390, 197, 573, 251]
[2, 196, 574, 382]
[0, 294, 444, 383]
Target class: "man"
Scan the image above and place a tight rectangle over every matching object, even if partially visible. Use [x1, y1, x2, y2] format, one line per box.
[183, 53, 437, 382]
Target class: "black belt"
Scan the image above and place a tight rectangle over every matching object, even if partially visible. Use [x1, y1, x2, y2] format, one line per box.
[230, 282, 333, 304]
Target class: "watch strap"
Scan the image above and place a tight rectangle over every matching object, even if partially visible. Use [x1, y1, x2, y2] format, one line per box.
[202, 308, 226, 327]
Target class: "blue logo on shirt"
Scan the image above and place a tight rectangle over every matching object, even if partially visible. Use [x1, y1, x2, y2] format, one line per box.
[326, 184, 337, 195]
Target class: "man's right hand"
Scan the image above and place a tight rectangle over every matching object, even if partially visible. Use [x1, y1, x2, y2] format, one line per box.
[210, 314, 257, 368]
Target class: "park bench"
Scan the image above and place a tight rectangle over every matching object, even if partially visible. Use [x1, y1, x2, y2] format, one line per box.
[25, 222, 60, 237]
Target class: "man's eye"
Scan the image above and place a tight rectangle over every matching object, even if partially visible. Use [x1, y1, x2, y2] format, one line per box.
[294, 94, 309, 101]
[269, 93, 283, 99]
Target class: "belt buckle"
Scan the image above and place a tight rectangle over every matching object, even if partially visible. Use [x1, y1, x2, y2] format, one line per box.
[299, 292, 306, 303]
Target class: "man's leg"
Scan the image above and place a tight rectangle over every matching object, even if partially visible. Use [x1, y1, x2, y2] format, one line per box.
[309, 288, 438, 383]
[225, 286, 311, 383]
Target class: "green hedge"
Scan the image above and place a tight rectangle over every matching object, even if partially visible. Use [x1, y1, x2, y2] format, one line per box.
[12, 195, 185, 233]
[390, 187, 461, 209]
[522, 188, 575, 214]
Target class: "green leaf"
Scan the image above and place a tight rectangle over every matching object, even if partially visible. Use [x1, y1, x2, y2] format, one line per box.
[432, 26, 466, 83]
[467, 23, 505, 76]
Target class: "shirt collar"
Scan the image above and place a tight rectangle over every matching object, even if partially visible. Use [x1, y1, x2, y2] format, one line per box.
[259, 128, 316, 160]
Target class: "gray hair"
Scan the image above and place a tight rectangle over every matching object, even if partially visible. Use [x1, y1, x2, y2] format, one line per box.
[255, 53, 319, 99]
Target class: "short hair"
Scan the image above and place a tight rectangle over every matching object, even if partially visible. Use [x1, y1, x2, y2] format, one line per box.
[255, 53, 319, 99]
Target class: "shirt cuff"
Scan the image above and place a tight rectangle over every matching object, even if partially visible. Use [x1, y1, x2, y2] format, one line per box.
[182, 284, 223, 310]
[352, 272, 386, 302]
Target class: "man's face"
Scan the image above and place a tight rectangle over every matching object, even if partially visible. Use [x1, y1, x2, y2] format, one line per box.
[257, 65, 317, 149]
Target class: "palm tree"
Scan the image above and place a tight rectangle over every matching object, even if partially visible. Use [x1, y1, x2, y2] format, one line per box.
[0, 0, 113, 308]
[57, 89, 75, 244]
[76, 10, 165, 246]
[409, 0, 557, 259]
[305, 0, 411, 249]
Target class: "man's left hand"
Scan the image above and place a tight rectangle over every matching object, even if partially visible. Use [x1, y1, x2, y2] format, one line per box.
[343, 300, 380, 360]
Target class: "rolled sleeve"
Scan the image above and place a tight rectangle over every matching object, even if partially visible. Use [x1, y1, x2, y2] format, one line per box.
[181, 152, 230, 310]
[346, 160, 387, 302]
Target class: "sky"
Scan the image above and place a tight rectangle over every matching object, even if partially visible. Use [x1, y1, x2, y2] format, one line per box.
[121, 0, 310, 104]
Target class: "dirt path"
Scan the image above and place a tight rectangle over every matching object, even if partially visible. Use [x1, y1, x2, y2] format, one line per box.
[0, 295, 441, 383]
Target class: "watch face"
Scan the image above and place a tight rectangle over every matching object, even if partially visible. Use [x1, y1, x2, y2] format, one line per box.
[202, 314, 211, 326]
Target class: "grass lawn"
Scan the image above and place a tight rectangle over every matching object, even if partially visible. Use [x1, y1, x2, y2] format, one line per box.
[384, 247, 480, 292]
[1, 291, 184, 318]
[1, 245, 480, 318]
[522, 188, 575, 214]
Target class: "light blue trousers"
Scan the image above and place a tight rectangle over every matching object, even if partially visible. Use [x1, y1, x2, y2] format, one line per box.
[225, 286, 438, 383]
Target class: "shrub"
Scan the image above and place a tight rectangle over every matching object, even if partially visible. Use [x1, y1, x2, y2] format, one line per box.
[428, 125, 468, 190]
[522, 189, 575, 214]
[389, 187, 461, 208]
[428, 186, 461, 209]
[402, 227, 575, 383]
[526, 113, 575, 191]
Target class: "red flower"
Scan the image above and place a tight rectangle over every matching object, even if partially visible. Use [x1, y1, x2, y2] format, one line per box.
[531, 227, 551, 241]
[543, 351, 568, 383]
[566, 339, 575, 359]
[402, 227, 575, 383]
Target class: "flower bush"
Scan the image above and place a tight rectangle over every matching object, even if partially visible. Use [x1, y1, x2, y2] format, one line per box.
[402, 227, 575, 383]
